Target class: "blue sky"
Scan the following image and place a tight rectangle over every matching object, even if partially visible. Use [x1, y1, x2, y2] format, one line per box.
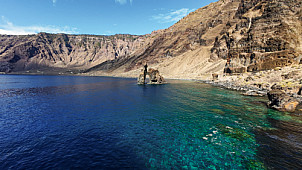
[0, 0, 216, 35]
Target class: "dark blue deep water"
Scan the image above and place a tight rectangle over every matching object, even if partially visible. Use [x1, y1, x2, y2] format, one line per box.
[0, 75, 301, 169]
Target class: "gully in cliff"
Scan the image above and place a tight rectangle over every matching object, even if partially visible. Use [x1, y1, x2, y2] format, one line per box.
[137, 63, 166, 85]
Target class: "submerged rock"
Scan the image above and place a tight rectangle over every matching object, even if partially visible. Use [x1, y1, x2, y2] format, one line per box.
[267, 89, 300, 112]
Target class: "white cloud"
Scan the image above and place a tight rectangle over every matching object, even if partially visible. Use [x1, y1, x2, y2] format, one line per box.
[152, 8, 196, 23]
[0, 16, 78, 35]
[115, 0, 133, 5]
[52, 0, 57, 6]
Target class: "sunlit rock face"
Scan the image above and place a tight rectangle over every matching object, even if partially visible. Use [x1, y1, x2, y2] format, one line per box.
[211, 0, 302, 72]
[0, 33, 147, 72]
[1, 0, 301, 77]
[267, 84, 300, 112]
[87, 0, 301, 77]
[137, 67, 166, 85]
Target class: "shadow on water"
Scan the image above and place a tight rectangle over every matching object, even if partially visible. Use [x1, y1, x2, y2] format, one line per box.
[0, 78, 135, 98]
[255, 109, 302, 169]
[1, 127, 145, 169]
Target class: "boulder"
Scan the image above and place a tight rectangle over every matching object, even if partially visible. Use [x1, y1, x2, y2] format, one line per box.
[212, 73, 219, 81]
[245, 76, 254, 82]
[267, 89, 300, 112]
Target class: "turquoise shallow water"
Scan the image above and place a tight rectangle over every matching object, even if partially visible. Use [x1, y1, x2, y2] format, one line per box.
[0, 75, 301, 169]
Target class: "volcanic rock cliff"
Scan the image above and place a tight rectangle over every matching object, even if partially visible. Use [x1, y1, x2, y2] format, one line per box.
[0, 33, 148, 73]
[211, 0, 302, 72]
[86, 0, 301, 79]
[0, 0, 301, 78]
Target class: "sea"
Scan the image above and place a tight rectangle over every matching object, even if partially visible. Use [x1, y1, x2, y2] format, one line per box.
[0, 75, 301, 169]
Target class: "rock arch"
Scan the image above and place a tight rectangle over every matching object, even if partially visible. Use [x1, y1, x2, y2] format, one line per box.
[137, 64, 166, 84]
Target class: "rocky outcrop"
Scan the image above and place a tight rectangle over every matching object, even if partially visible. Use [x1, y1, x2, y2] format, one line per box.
[267, 84, 301, 112]
[137, 66, 166, 85]
[137, 63, 149, 85]
[267, 89, 300, 112]
[212, 73, 219, 81]
[147, 68, 166, 84]
[137, 74, 145, 85]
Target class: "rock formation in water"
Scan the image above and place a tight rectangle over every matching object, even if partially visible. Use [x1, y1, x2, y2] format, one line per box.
[137, 65, 166, 85]
[267, 89, 299, 112]
[137, 63, 148, 84]
[147, 68, 166, 84]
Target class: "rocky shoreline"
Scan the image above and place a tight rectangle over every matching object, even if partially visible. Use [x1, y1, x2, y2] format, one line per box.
[204, 79, 302, 112]
[202, 80, 268, 97]
[197, 65, 302, 112]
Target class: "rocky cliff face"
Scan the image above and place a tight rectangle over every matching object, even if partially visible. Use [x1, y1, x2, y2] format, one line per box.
[0, 0, 301, 78]
[87, 0, 243, 77]
[0, 33, 148, 72]
[211, 0, 302, 72]
[87, 0, 301, 79]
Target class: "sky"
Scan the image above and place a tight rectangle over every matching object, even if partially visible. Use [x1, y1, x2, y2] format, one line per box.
[0, 0, 216, 35]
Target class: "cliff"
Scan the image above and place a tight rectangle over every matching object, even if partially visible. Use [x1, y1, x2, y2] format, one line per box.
[211, 0, 302, 72]
[0, 33, 148, 73]
[86, 0, 301, 79]
[0, 0, 301, 79]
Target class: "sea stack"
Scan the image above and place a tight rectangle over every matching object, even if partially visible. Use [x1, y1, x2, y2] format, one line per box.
[137, 64, 166, 85]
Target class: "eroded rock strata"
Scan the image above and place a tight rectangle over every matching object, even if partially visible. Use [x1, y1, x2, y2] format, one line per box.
[211, 0, 302, 74]
[1, 0, 301, 77]
[0, 33, 148, 73]
[84, 0, 301, 80]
